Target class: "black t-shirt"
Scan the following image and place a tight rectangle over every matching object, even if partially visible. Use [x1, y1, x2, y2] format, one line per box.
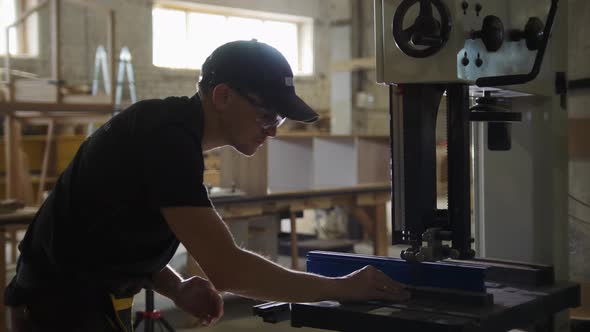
[10, 94, 211, 296]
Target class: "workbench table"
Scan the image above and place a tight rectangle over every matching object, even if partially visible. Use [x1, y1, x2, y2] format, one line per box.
[0, 185, 391, 330]
[212, 184, 392, 269]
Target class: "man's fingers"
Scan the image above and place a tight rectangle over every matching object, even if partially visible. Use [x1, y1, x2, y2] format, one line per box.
[372, 269, 410, 296]
[376, 284, 411, 302]
[377, 284, 409, 295]
[374, 277, 411, 302]
[208, 292, 224, 324]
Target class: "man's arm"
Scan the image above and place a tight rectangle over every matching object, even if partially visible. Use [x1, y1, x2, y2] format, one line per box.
[153, 265, 224, 326]
[162, 206, 409, 303]
[152, 265, 184, 299]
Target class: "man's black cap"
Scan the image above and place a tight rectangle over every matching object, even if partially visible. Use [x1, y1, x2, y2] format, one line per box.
[200, 40, 319, 123]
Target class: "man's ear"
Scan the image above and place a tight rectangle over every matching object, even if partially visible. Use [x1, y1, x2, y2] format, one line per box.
[211, 84, 231, 110]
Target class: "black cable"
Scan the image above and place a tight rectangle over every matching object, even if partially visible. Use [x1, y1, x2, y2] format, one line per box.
[568, 193, 590, 209]
[569, 214, 590, 226]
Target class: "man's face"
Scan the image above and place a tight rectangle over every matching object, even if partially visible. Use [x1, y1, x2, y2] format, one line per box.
[226, 87, 284, 156]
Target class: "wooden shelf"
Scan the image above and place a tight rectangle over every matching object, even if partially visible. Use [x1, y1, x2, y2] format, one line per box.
[330, 56, 376, 72]
[570, 118, 590, 160]
[276, 132, 388, 139]
[0, 176, 58, 185]
[0, 101, 114, 113]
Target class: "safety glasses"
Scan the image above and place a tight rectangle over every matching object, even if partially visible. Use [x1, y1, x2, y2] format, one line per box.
[231, 87, 286, 130]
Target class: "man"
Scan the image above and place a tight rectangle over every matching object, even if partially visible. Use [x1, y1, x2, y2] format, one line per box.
[5, 40, 409, 331]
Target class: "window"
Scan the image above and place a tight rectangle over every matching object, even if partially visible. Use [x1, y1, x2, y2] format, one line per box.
[152, 2, 314, 75]
[0, 0, 18, 54]
[0, 0, 39, 56]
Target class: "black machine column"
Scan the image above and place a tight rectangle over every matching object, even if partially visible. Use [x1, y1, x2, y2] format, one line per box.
[392, 84, 443, 251]
[447, 84, 475, 259]
[392, 84, 474, 261]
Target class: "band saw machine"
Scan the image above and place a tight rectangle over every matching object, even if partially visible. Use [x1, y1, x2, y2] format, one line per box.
[254, 0, 580, 330]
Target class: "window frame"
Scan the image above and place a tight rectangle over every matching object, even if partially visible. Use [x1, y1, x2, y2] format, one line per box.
[152, 1, 315, 76]
[1, 0, 39, 57]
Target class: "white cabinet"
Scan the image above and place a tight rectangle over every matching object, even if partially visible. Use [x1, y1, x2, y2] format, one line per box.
[220, 135, 390, 195]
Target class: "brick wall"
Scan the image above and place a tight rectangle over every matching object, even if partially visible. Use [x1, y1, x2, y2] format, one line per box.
[5, 0, 340, 110]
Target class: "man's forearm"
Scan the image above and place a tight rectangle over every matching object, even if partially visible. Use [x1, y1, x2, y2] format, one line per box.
[152, 265, 183, 300]
[212, 248, 346, 302]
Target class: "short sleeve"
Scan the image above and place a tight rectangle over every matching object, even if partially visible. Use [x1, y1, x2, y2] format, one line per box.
[142, 126, 212, 208]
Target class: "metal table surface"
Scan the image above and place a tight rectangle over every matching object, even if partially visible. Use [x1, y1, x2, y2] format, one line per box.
[288, 281, 580, 332]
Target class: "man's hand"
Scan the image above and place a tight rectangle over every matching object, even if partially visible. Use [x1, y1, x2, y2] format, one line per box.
[338, 265, 410, 303]
[173, 276, 224, 326]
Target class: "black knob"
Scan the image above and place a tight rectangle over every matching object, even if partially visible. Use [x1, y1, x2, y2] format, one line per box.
[465, 249, 476, 260]
[471, 15, 504, 52]
[524, 17, 544, 50]
[509, 17, 544, 51]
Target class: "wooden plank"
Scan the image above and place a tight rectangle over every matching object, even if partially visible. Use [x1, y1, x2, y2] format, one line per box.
[3, 116, 33, 203]
[0, 207, 37, 225]
[356, 191, 391, 205]
[203, 170, 220, 187]
[330, 56, 375, 72]
[51, 0, 61, 103]
[570, 118, 590, 160]
[204, 154, 221, 170]
[356, 193, 376, 206]
[0, 229, 5, 332]
[290, 211, 299, 270]
[37, 120, 54, 205]
[374, 203, 388, 256]
[17, 0, 28, 54]
[571, 281, 590, 319]
[352, 207, 374, 236]
[3, 116, 14, 199]
[331, 195, 354, 207]
[18, 150, 34, 205]
[16, 114, 110, 126]
[0, 102, 114, 112]
[107, 9, 116, 104]
[375, 192, 390, 204]
[212, 184, 390, 206]
[8, 227, 18, 263]
[305, 197, 333, 209]
[61, 94, 112, 105]
[288, 200, 305, 212]
[222, 204, 263, 219]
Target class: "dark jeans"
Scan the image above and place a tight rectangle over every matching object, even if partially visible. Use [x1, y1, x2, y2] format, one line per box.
[8, 286, 133, 332]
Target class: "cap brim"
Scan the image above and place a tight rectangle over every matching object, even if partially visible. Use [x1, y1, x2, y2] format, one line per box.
[267, 93, 319, 123]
